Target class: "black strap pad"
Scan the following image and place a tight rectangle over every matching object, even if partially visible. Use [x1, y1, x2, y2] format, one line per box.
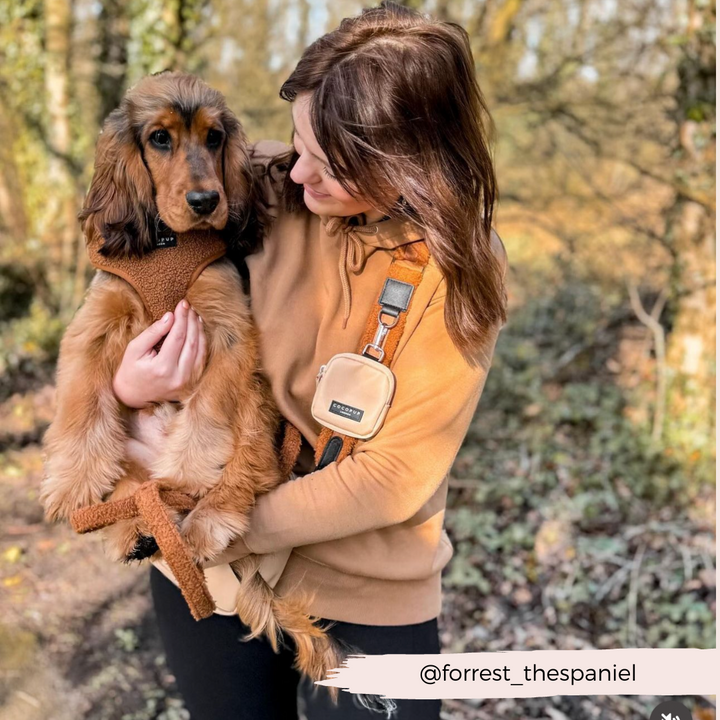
[316, 435, 344, 470]
[378, 278, 414, 317]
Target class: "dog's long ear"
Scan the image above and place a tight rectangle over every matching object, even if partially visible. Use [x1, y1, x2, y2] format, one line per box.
[79, 106, 156, 258]
[220, 110, 266, 255]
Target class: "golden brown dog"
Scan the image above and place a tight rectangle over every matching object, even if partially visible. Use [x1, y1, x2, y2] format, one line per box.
[38, 71, 353, 702]
[40, 71, 280, 563]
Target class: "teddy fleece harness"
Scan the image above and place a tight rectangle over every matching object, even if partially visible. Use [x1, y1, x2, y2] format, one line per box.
[72, 229, 300, 621]
[86, 227, 227, 323]
[72, 481, 216, 620]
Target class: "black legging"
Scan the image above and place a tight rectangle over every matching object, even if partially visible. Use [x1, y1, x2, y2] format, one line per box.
[150, 566, 442, 720]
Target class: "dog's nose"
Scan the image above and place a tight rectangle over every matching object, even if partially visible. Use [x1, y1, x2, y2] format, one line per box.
[186, 190, 220, 215]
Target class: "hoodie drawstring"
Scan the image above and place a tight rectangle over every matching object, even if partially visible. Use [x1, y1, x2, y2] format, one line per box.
[325, 216, 380, 329]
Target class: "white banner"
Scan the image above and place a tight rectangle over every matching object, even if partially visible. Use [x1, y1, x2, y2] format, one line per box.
[315, 648, 718, 699]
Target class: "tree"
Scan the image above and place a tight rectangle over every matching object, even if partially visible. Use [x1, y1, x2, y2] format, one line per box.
[662, 0, 715, 463]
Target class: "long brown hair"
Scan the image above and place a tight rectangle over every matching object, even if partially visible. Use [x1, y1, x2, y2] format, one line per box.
[274, 1, 507, 360]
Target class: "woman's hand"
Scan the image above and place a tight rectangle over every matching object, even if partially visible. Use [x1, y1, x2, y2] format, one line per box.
[113, 298, 207, 409]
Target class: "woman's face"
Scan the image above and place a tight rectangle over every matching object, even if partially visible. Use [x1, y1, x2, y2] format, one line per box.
[290, 93, 379, 219]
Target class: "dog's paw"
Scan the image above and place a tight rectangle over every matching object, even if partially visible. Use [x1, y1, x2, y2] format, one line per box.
[180, 508, 249, 564]
[39, 479, 100, 523]
[126, 535, 160, 562]
[103, 517, 156, 563]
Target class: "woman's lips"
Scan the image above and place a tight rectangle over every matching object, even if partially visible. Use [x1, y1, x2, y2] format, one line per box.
[304, 185, 330, 200]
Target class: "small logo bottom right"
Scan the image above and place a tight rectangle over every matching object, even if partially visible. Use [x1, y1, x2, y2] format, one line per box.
[650, 700, 693, 720]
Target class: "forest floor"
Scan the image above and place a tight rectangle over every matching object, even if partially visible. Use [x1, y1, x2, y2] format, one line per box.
[0, 276, 715, 720]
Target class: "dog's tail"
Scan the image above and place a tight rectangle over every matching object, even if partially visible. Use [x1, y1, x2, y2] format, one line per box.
[231, 554, 397, 717]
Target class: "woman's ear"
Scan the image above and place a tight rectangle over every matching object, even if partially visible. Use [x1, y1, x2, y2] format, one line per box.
[79, 107, 156, 258]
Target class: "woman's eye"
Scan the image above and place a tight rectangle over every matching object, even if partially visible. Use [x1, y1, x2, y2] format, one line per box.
[207, 129, 223, 148]
[150, 129, 171, 149]
[323, 166, 338, 181]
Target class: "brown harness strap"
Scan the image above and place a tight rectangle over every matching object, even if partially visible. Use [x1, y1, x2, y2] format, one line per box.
[278, 421, 302, 479]
[71, 482, 215, 621]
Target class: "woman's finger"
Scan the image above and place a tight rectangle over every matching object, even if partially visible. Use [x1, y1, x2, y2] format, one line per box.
[128, 312, 174, 358]
[157, 299, 190, 368]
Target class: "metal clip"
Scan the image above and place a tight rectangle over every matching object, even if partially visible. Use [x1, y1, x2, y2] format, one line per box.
[378, 308, 400, 328]
[362, 308, 399, 362]
[362, 343, 386, 362]
[370, 321, 390, 350]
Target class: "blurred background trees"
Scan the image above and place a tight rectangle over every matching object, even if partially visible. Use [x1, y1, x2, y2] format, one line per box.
[0, 1, 715, 719]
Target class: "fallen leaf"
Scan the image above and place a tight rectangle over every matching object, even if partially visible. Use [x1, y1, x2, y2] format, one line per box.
[1, 547, 23, 564]
[524, 403, 543, 417]
[513, 586, 533, 605]
[535, 519, 573, 566]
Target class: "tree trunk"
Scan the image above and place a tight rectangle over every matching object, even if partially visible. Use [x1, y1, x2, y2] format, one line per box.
[97, 0, 129, 124]
[44, 0, 80, 316]
[0, 106, 29, 246]
[663, 0, 716, 456]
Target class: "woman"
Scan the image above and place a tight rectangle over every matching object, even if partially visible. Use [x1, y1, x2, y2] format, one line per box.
[114, 2, 508, 718]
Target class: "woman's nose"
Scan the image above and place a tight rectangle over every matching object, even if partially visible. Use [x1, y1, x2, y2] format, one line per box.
[290, 153, 320, 185]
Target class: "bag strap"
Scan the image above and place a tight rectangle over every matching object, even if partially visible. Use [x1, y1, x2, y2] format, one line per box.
[278, 241, 431, 475]
[313, 241, 431, 469]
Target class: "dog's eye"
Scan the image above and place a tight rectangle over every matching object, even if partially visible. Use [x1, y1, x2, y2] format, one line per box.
[207, 129, 223, 149]
[150, 129, 171, 149]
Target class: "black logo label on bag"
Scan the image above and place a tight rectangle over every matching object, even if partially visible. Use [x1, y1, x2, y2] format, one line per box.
[329, 401, 364, 423]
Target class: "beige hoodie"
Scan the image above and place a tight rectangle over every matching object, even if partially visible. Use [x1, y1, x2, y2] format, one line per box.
[208, 139, 508, 625]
